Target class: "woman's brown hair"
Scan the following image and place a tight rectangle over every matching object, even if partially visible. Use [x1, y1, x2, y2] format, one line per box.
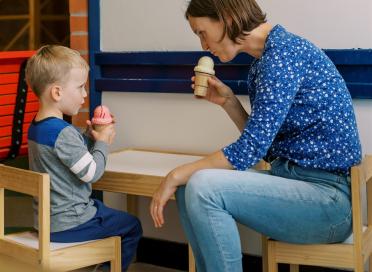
[185, 0, 267, 43]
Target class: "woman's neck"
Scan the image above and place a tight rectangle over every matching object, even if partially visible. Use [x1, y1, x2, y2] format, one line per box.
[241, 23, 273, 59]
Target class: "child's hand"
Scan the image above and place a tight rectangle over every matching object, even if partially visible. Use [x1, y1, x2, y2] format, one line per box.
[91, 123, 116, 145]
[85, 120, 94, 139]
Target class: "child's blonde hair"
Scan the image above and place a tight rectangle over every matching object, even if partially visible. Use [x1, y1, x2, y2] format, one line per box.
[25, 45, 89, 97]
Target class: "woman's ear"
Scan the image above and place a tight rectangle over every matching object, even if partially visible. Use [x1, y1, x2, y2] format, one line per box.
[225, 16, 233, 26]
[50, 85, 63, 102]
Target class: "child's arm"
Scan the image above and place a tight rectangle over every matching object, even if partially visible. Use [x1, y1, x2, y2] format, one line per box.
[82, 126, 95, 151]
[54, 126, 109, 183]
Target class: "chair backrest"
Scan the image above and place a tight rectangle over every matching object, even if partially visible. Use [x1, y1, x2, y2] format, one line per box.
[0, 164, 50, 266]
[350, 155, 372, 256]
[0, 51, 38, 160]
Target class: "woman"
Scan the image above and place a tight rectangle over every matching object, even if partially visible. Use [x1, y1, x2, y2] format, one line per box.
[150, 0, 362, 271]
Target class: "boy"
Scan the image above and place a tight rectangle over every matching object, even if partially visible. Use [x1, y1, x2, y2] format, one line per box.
[26, 45, 142, 272]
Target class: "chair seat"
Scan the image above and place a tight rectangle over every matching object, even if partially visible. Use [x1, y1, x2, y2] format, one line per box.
[5, 231, 99, 250]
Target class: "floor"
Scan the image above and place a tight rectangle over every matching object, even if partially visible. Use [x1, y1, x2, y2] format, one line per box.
[71, 262, 184, 272]
[128, 263, 185, 272]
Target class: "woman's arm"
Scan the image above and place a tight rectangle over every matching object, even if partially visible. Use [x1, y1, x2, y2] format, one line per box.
[150, 150, 233, 227]
[222, 95, 249, 133]
[196, 76, 249, 132]
[169, 150, 233, 186]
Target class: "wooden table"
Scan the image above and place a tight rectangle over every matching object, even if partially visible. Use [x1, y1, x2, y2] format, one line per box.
[93, 149, 204, 272]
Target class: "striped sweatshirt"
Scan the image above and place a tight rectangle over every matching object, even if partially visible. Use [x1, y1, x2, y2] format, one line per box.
[28, 117, 108, 232]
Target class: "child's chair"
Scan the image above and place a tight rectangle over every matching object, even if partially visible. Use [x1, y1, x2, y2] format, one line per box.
[263, 155, 372, 272]
[0, 164, 121, 271]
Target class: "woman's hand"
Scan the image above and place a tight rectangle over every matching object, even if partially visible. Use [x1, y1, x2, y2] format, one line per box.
[150, 151, 233, 227]
[192, 76, 234, 106]
[150, 169, 185, 228]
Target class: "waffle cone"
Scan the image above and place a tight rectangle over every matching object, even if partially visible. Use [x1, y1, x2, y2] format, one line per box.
[194, 71, 212, 96]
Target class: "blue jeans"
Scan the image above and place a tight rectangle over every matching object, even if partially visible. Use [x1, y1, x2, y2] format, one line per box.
[175, 158, 352, 272]
[50, 199, 142, 272]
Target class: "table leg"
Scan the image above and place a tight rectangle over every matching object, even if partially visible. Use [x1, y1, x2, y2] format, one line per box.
[126, 195, 138, 262]
[126, 195, 138, 215]
[189, 244, 196, 272]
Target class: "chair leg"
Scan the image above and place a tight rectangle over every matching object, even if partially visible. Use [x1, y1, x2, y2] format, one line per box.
[111, 237, 121, 272]
[354, 255, 364, 272]
[110, 260, 119, 272]
[290, 264, 299, 272]
[369, 256, 372, 272]
[267, 241, 278, 272]
[261, 235, 268, 272]
[188, 244, 196, 272]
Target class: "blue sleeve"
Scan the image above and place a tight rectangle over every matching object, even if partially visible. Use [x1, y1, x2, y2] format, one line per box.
[223, 46, 305, 170]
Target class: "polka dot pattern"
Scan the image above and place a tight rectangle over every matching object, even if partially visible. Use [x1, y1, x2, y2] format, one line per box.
[223, 25, 362, 175]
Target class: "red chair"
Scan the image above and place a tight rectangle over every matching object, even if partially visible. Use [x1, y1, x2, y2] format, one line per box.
[0, 51, 37, 161]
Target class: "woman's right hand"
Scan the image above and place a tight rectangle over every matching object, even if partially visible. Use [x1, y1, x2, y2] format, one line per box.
[191, 76, 234, 106]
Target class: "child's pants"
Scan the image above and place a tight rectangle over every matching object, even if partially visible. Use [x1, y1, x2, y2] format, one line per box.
[50, 199, 142, 271]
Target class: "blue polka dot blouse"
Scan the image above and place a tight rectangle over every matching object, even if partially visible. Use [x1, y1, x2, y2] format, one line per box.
[223, 25, 362, 175]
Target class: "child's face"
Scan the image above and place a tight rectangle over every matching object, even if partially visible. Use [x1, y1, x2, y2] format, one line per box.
[59, 67, 88, 116]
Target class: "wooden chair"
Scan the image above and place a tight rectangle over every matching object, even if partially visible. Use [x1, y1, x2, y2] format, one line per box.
[0, 164, 121, 271]
[263, 155, 372, 272]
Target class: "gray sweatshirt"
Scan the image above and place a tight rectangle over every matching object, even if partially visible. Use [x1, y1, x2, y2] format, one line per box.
[28, 117, 108, 232]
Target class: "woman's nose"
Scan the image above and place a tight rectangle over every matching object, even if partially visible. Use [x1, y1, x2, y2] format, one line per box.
[200, 39, 209, 51]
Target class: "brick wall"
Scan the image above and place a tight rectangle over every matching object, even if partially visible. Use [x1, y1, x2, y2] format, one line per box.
[69, 0, 89, 128]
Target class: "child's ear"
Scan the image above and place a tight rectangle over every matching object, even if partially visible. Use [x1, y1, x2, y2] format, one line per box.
[50, 85, 63, 102]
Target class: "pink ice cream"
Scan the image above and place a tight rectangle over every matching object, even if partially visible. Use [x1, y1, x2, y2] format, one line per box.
[92, 105, 113, 125]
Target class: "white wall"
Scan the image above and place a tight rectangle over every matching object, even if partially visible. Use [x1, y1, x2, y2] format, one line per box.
[101, 0, 199, 51]
[100, 0, 372, 256]
[258, 0, 372, 49]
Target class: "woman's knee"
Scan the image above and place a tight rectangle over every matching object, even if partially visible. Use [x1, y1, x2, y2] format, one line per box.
[185, 169, 223, 209]
[186, 169, 215, 196]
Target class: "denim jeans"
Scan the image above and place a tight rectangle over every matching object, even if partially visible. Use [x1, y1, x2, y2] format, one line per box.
[175, 158, 352, 272]
[50, 200, 142, 272]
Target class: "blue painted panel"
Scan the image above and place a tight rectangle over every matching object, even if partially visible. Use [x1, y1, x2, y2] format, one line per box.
[92, 50, 372, 98]
[325, 49, 372, 65]
[88, 1, 372, 107]
[95, 51, 254, 65]
[88, 0, 101, 116]
[95, 78, 247, 93]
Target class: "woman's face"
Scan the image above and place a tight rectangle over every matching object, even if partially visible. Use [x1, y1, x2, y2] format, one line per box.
[188, 16, 239, 62]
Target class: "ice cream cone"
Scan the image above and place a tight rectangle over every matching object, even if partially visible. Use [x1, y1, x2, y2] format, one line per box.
[91, 105, 113, 131]
[194, 71, 213, 96]
[93, 123, 109, 132]
[193, 56, 215, 97]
